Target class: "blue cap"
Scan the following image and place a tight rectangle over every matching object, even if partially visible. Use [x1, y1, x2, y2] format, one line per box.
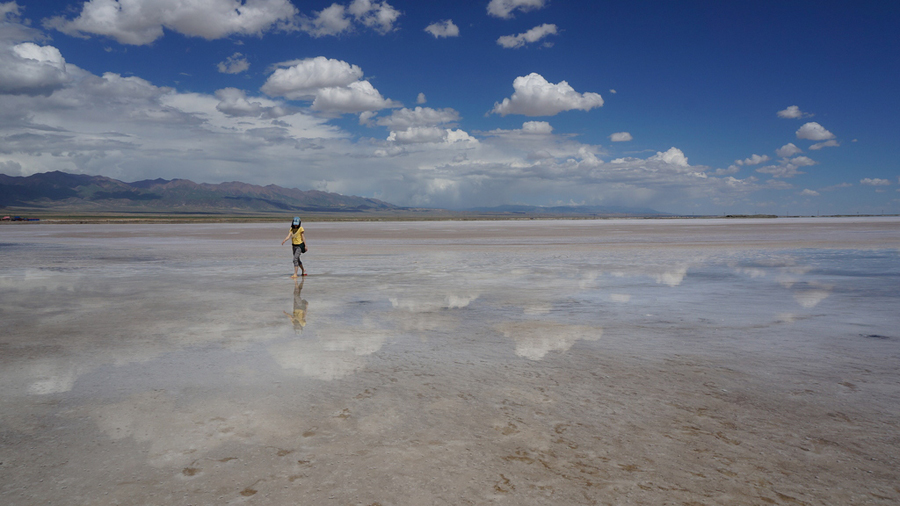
[292, 217, 301, 226]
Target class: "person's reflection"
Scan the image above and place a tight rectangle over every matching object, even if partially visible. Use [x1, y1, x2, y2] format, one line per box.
[283, 278, 308, 334]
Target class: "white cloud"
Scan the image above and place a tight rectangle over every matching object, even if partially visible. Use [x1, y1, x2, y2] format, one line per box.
[796, 122, 835, 141]
[609, 132, 632, 142]
[312, 80, 398, 113]
[424, 19, 458, 38]
[300, 3, 351, 37]
[522, 121, 552, 134]
[416, 92, 426, 104]
[261, 57, 363, 99]
[0, 42, 70, 95]
[776, 142, 802, 158]
[387, 126, 446, 144]
[860, 178, 890, 186]
[214, 87, 286, 118]
[44, 0, 299, 45]
[260, 56, 398, 113]
[300, 0, 400, 37]
[790, 156, 817, 167]
[497, 23, 557, 49]
[386, 126, 475, 145]
[217, 52, 249, 74]
[800, 189, 819, 196]
[348, 0, 400, 33]
[777, 105, 811, 119]
[491, 73, 603, 117]
[482, 121, 555, 139]
[735, 154, 770, 166]
[756, 155, 816, 178]
[487, 0, 547, 19]
[650, 147, 689, 167]
[809, 139, 839, 150]
[376, 107, 460, 130]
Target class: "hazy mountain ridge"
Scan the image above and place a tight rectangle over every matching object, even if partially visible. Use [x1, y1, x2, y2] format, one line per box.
[468, 204, 669, 216]
[0, 172, 398, 213]
[1, 171, 668, 216]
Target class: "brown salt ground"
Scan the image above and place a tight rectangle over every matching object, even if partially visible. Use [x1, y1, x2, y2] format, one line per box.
[1, 217, 899, 505]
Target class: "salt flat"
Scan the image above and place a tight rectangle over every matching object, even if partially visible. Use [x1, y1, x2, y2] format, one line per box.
[1, 218, 899, 505]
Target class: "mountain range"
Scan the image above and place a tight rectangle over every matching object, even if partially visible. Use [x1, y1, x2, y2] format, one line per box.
[0, 171, 398, 214]
[0, 171, 667, 217]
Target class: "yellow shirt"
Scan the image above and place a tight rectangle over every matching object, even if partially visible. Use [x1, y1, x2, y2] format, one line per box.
[289, 226, 304, 245]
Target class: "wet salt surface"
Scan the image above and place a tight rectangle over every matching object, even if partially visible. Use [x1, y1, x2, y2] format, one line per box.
[1, 218, 899, 505]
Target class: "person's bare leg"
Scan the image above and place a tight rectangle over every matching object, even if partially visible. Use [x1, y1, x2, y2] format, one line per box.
[291, 264, 299, 278]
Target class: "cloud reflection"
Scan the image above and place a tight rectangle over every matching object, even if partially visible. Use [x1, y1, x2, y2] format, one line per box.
[496, 321, 602, 361]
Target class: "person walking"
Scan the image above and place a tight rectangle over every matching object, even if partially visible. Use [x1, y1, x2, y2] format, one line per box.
[281, 216, 308, 278]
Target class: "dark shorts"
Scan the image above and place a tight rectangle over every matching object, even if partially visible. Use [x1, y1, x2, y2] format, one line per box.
[292, 243, 304, 266]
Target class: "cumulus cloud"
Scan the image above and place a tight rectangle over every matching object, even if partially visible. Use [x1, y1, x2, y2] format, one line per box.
[348, 0, 400, 33]
[497, 23, 557, 49]
[262, 57, 363, 99]
[300, 0, 400, 37]
[44, 0, 299, 45]
[521, 121, 552, 134]
[491, 73, 603, 117]
[482, 121, 555, 140]
[311, 80, 399, 113]
[376, 106, 460, 130]
[650, 147, 689, 167]
[800, 189, 819, 196]
[0, 42, 71, 95]
[260, 56, 398, 113]
[609, 132, 632, 142]
[416, 92, 426, 104]
[790, 156, 816, 167]
[387, 126, 475, 145]
[299, 3, 350, 36]
[424, 19, 458, 38]
[735, 154, 770, 166]
[777, 105, 811, 119]
[214, 87, 286, 118]
[796, 122, 835, 141]
[860, 178, 890, 186]
[487, 0, 547, 19]
[809, 139, 839, 150]
[756, 155, 816, 178]
[217, 52, 249, 74]
[776, 142, 802, 158]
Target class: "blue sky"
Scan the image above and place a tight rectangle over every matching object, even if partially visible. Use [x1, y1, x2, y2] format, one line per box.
[1, 0, 898, 214]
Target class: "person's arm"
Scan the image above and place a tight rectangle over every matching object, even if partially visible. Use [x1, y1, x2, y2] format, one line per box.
[281, 230, 293, 245]
[299, 230, 306, 245]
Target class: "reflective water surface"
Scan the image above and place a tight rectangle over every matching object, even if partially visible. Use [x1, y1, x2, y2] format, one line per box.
[1, 218, 899, 505]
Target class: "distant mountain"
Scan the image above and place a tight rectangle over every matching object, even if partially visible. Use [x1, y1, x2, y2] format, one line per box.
[466, 204, 669, 217]
[0, 171, 398, 214]
[0, 171, 670, 217]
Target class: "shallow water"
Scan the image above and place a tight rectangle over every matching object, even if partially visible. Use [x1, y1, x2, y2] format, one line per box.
[1, 218, 899, 505]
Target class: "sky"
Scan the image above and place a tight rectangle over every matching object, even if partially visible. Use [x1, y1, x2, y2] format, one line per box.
[0, 0, 898, 215]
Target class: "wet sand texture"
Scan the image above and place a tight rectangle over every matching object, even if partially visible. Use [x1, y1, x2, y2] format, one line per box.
[1, 218, 899, 505]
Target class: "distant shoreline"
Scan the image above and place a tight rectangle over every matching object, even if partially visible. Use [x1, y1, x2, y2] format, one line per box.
[2, 212, 897, 224]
